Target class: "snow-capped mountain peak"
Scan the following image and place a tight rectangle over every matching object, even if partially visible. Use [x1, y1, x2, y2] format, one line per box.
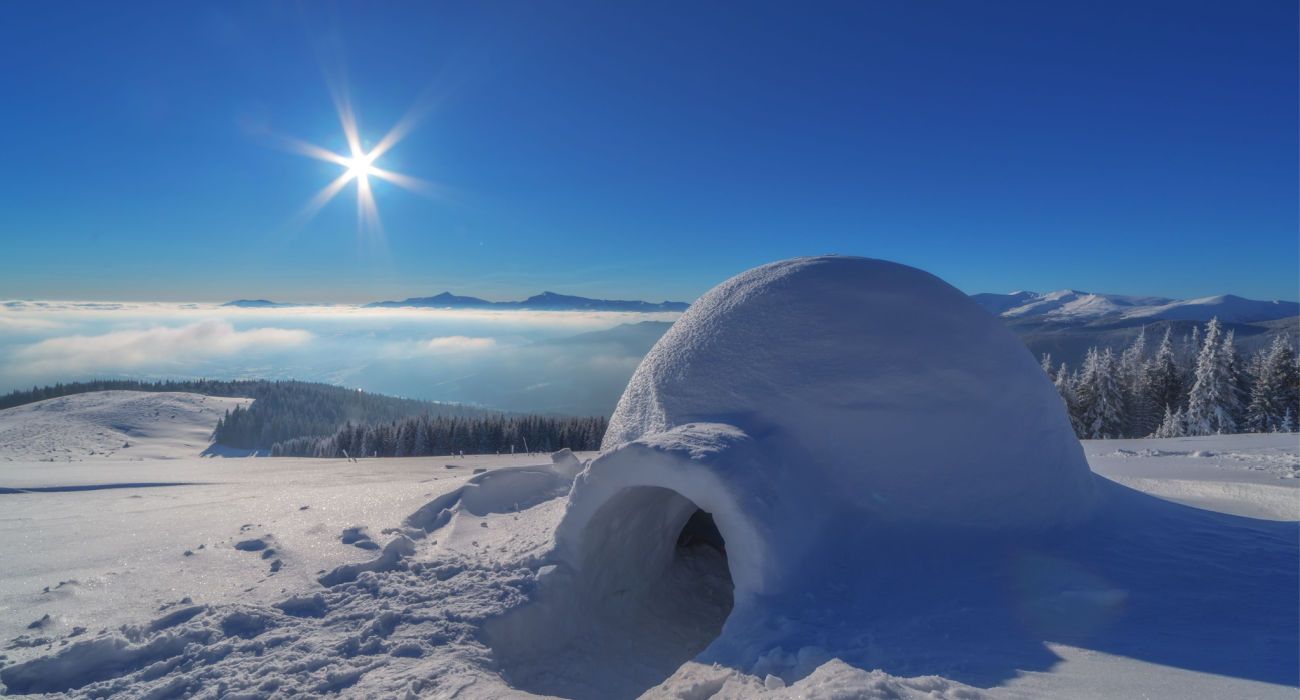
[971, 289, 1296, 325]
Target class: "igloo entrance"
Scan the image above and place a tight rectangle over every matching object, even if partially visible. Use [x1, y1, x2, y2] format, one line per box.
[486, 486, 734, 700]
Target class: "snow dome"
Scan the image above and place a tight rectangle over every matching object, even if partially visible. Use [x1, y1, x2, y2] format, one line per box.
[490, 256, 1100, 698]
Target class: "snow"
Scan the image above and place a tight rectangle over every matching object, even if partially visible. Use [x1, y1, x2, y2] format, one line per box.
[991, 290, 1173, 321]
[0, 391, 252, 462]
[604, 256, 1098, 529]
[1083, 433, 1299, 520]
[0, 434, 1293, 698]
[973, 289, 1299, 324]
[0, 254, 1296, 698]
[1123, 294, 1300, 324]
[0, 453, 561, 668]
[0, 432, 1295, 697]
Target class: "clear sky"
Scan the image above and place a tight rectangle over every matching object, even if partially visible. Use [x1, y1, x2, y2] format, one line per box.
[1, 1, 1295, 303]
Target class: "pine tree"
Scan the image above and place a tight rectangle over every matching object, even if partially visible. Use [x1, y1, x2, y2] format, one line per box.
[1075, 347, 1125, 439]
[1185, 318, 1238, 435]
[1278, 408, 1295, 434]
[1153, 405, 1187, 438]
[1246, 335, 1300, 432]
[1120, 329, 1152, 437]
[1221, 330, 1248, 429]
[1053, 362, 1081, 434]
[1143, 328, 1183, 435]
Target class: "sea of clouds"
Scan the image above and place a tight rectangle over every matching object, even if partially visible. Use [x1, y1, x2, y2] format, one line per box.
[0, 301, 676, 415]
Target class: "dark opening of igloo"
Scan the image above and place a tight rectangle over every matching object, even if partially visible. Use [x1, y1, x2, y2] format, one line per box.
[486, 487, 735, 699]
[678, 508, 726, 554]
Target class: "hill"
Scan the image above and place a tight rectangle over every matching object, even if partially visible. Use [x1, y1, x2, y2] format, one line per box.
[0, 391, 251, 461]
[0, 380, 493, 453]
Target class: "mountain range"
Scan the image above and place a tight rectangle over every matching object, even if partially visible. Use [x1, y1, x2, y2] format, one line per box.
[966, 289, 1297, 368]
[519, 289, 1297, 375]
[363, 291, 689, 312]
[970, 290, 1298, 326]
[226, 288, 1295, 326]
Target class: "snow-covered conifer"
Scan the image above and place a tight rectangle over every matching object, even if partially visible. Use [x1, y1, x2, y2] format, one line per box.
[1052, 362, 1081, 434]
[1221, 330, 1248, 428]
[1246, 335, 1300, 432]
[1143, 328, 1183, 426]
[1185, 318, 1238, 435]
[1076, 347, 1125, 439]
[1120, 329, 1153, 437]
[1152, 405, 1187, 438]
[1279, 408, 1295, 434]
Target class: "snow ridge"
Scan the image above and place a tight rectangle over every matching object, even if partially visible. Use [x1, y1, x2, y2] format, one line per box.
[972, 289, 1298, 324]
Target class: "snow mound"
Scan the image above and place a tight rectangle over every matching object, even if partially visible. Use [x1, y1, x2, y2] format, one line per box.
[0, 391, 251, 461]
[651, 660, 984, 699]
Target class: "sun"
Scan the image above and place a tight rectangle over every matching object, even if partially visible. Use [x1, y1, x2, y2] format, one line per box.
[342, 152, 378, 182]
[272, 84, 440, 239]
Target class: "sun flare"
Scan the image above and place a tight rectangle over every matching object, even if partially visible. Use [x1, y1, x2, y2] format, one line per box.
[274, 85, 439, 239]
[343, 152, 378, 181]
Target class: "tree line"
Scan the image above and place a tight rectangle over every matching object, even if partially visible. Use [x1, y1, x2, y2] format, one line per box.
[268, 413, 608, 457]
[208, 384, 494, 450]
[1046, 318, 1299, 439]
[0, 378, 279, 411]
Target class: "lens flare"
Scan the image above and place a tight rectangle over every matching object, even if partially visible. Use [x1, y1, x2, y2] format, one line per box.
[275, 84, 439, 241]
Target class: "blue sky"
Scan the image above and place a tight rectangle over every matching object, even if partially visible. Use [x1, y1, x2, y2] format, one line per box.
[1, 1, 1295, 303]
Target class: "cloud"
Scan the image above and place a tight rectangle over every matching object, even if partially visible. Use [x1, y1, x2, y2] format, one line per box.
[0, 315, 65, 332]
[0, 300, 678, 413]
[11, 321, 313, 375]
[423, 336, 497, 353]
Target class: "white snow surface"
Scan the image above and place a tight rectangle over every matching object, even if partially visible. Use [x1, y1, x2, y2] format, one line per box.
[0, 391, 252, 462]
[0, 434, 1294, 699]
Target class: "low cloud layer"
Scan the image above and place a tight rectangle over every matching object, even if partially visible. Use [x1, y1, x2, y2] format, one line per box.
[0, 302, 675, 415]
[14, 321, 313, 375]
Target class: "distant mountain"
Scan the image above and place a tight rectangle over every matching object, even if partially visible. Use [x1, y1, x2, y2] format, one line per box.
[971, 289, 1298, 368]
[560, 293, 1296, 375]
[1121, 294, 1300, 324]
[512, 292, 688, 312]
[365, 291, 689, 312]
[222, 299, 296, 308]
[365, 292, 494, 309]
[972, 289, 1298, 326]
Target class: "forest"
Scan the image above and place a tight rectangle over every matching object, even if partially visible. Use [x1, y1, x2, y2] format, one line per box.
[1048, 318, 1299, 439]
[269, 413, 608, 457]
[0, 378, 280, 411]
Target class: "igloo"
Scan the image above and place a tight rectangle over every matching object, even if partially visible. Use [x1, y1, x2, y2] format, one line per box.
[488, 256, 1100, 698]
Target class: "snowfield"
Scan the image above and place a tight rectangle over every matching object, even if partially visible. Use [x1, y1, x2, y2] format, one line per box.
[0, 398, 1294, 698]
[0, 433, 1293, 698]
[0, 392, 251, 463]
